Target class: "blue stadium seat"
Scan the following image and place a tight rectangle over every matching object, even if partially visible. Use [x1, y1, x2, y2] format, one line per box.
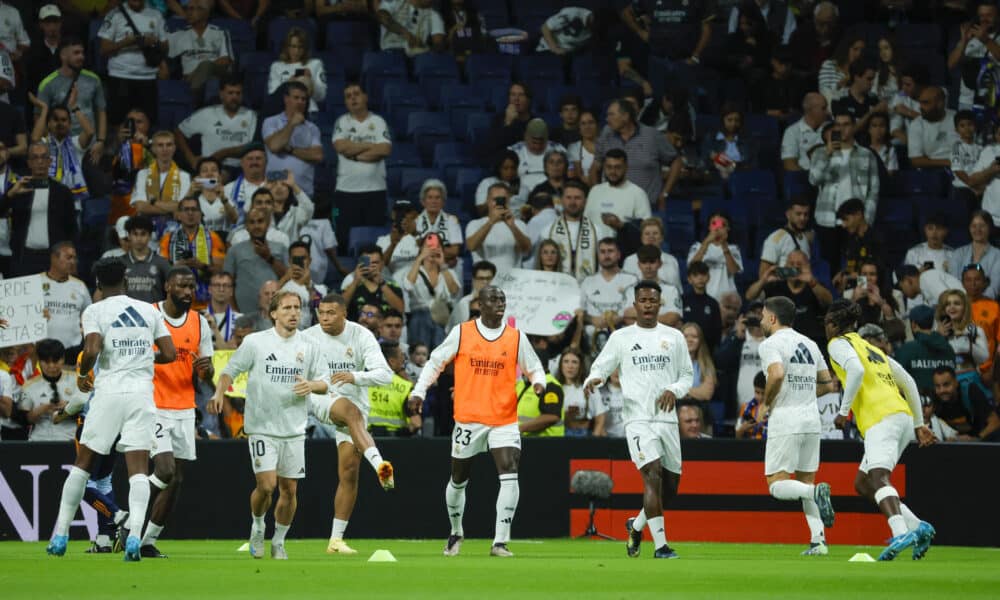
[895, 24, 942, 49]
[165, 16, 187, 33]
[660, 210, 696, 257]
[515, 54, 564, 83]
[315, 51, 346, 81]
[782, 170, 812, 200]
[728, 170, 776, 227]
[512, 0, 559, 22]
[408, 112, 454, 165]
[434, 143, 476, 190]
[743, 114, 780, 145]
[268, 18, 318, 54]
[477, 0, 511, 28]
[239, 51, 276, 109]
[386, 142, 423, 195]
[384, 83, 429, 136]
[456, 167, 486, 211]
[847, 22, 888, 47]
[362, 51, 407, 80]
[460, 112, 494, 144]
[400, 167, 445, 201]
[440, 84, 487, 111]
[212, 18, 255, 56]
[488, 82, 513, 113]
[570, 53, 616, 84]
[466, 54, 514, 86]
[877, 197, 914, 227]
[348, 227, 390, 256]
[87, 19, 107, 74]
[414, 53, 461, 107]
[157, 80, 194, 129]
[894, 169, 948, 197]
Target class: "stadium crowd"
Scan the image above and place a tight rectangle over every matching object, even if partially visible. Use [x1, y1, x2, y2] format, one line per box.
[1, 0, 1000, 445]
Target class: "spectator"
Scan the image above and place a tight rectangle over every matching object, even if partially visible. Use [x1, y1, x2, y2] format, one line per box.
[865, 112, 897, 177]
[205, 271, 241, 348]
[554, 348, 596, 437]
[521, 191, 559, 267]
[922, 393, 958, 442]
[0, 141, 10, 274]
[905, 212, 953, 273]
[591, 369, 624, 437]
[353, 303, 382, 338]
[723, 4, 775, 86]
[585, 148, 652, 245]
[300, 213, 344, 284]
[190, 157, 238, 236]
[224, 206, 288, 312]
[379, 198, 421, 278]
[702, 103, 759, 180]
[476, 150, 524, 216]
[446, 259, 495, 333]
[414, 179, 463, 274]
[484, 82, 535, 163]
[949, 211, 1000, 299]
[222, 144, 267, 225]
[0, 90, 27, 162]
[21, 339, 83, 442]
[0, 142, 77, 276]
[332, 82, 392, 244]
[846, 258, 902, 326]
[681, 323, 717, 410]
[269, 179, 313, 242]
[623, 244, 683, 327]
[715, 300, 765, 418]
[591, 98, 679, 208]
[896, 305, 959, 396]
[536, 6, 594, 55]
[580, 238, 637, 338]
[550, 95, 583, 148]
[858, 321, 895, 356]
[379, 308, 407, 350]
[407, 341, 429, 381]
[948, 0, 1000, 111]
[931, 365, 1000, 442]
[639, 88, 697, 137]
[781, 92, 828, 172]
[509, 118, 568, 198]
[568, 110, 599, 184]
[936, 288, 990, 395]
[98, 0, 168, 127]
[0, 0, 29, 63]
[962, 262, 1000, 383]
[727, 0, 796, 44]
[403, 234, 460, 347]
[131, 130, 192, 233]
[278, 240, 327, 329]
[28, 91, 94, 213]
[759, 195, 813, 278]
[159, 196, 226, 308]
[907, 87, 959, 169]
[246, 279, 279, 331]
[268, 26, 326, 114]
[950, 110, 984, 213]
[120, 214, 171, 303]
[745, 249, 832, 346]
[640, 0, 713, 63]
[36, 37, 107, 159]
[835, 198, 884, 280]
[262, 81, 322, 196]
[817, 33, 864, 100]
[888, 64, 926, 145]
[229, 187, 292, 246]
[831, 60, 886, 135]
[217, 0, 268, 23]
[754, 44, 809, 122]
[376, 0, 446, 55]
[735, 370, 767, 439]
[682, 260, 722, 350]
[168, 0, 233, 100]
[809, 112, 880, 271]
[873, 36, 900, 101]
[894, 264, 928, 315]
[547, 180, 600, 282]
[465, 182, 530, 274]
[440, 0, 489, 61]
[623, 217, 682, 294]
[687, 211, 743, 302]
[788, 1, 841, 76]
[38, 242, 90, 361]
[529, 150, 570, 210]
[971, 122, 1000, 227]
[341, 243, 406, 321]
[176, 75, 259, 178]
[26, 5, 62, 100]
[534, 238, 563, 272]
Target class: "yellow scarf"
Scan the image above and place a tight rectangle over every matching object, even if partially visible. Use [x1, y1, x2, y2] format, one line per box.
[146, 161, 183, 205]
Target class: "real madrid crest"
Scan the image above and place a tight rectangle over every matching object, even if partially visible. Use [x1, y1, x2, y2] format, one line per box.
[345, 347, 354, 357]
[296, 351, 304, 363]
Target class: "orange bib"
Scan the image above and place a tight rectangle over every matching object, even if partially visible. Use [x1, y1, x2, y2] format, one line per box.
[452, 321, 521, 426]
[153, 304, 202, 410]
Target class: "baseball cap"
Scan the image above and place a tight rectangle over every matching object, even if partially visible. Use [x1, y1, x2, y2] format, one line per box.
[526, 118, 548, 140]
[240, 142, 266, 158]
[835, 198, 866, 220]
[393, 198, 418, 213]
[908, 305, 935, 330]
[114, 216, 129, 240]
[857, 323, 887, 341]
[39, 4, 61, 20]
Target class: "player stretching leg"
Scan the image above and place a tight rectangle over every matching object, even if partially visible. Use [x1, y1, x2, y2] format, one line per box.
[824, 299, 938, 561]
[304, 293, 394, 555]
[409, 286, 546, 557]
[209, 291, 331, 560]
[584, 281, 693, 559]
[141, 269, 215, 558]
[758, 297, 837, 556]
[47, 259, 176, 561]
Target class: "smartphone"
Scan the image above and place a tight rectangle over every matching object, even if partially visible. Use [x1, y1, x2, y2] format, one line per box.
[266, 170, 288, 182]
[125, 117, 136, 136]
[291, 255, 306, 268]
[294, 68, 306, 77]
[195, 177, 218, 189]
[425, 232, 441, 250]
[359, 255, 371, 268]
[494, 196, 507, 208]
[857, 276, 868, 289]
[830, 130, 842, 143]
[923, 261, 934, 270]
[941, 315, 951, 324]
[709, 217, 725, 231]
[776, 266, 799, 279]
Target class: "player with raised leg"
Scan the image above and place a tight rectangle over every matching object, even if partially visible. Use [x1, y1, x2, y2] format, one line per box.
[46, 258, 176, 562]
[824, 299, 938, 561]
[757, 296, 837, 556]
[208, 291, 331, 560]
[303, 293, 395, 555]
[409, 285, 546, 557]
[584, 281, 693, 559]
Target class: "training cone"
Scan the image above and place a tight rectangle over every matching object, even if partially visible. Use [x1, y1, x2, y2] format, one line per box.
[848, 552, 876, 562]
[368, 549, 397, 562]
[237, 543, 249, 552]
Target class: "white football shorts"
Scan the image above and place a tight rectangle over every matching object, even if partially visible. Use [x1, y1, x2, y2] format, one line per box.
[150, 409, 197, 461]
[79, 391, 155, 455]
[451, 421, 521, 459]
[860, 411, 914, 473]
[624, 420, 682, 474]
[764, 433, 820, 475]
[248, 434, 306, 479]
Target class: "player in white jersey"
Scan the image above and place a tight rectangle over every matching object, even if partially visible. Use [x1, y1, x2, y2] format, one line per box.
[47, 259, 176, 562]
[208, 291, 332, 559]
[757, 296, 838, 556]
[584, 281, 694, 559]
[303, 293, 394, 555]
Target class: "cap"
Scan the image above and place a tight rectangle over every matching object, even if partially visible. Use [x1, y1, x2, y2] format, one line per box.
[908, 304, 935, 329]
[240, 142, 266, 157]
[836, 198, 866, 220]
[525, 118, 548, 140]
[39, 4, 61, 20]
[857, 323, 887, 341]
[114, 215, 129, 240]
[393, 198, 418, 213]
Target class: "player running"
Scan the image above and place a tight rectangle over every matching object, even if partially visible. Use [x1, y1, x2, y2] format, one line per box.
[409, 285, 546, 558]
[757, 296, 837, 555]
[824, 298, 937, 561]
[47, 258, 176, 562]
[303, 293, 395, 555]
[584, 281, 693, 559]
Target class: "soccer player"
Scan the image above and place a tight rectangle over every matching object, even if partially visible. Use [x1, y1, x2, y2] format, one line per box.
[208, 291, 331, 560]
[757, 296, 837, 556]
[584, 280, 693, 559]
[408, 285, 546, 557]
[47, 258, 176, 561]
[824, 298, 938, 561]
[140, 268, 215, 557]
[303, 293, 394, 555]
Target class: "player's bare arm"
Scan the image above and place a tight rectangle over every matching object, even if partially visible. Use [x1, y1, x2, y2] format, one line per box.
[77, 332, 103, 391]
[762, 362, 785, 416]
[293, 375, 327, 396]
[154, 335, 177, 364]
[209, 373, 233, 414]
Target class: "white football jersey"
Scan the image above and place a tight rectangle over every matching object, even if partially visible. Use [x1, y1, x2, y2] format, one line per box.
[302, 321, 393, 413]
[580, 271, 638, 317]
[41, 273, 91, 348]
[82, 295, 169, 395]
[757, 327, 828, 436]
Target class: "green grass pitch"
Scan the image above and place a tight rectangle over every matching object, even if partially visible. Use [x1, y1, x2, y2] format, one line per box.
[3, 539, 998, 599]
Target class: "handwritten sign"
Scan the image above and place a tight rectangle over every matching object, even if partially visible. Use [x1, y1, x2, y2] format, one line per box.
[0, 275, 48, 346]
[495, 269, 581, 336]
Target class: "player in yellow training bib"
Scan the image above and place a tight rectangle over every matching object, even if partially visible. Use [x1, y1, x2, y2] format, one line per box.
[824, 299, 937, 561]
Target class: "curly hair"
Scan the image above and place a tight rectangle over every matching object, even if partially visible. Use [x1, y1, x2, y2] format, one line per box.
[826, 298, 862, 335]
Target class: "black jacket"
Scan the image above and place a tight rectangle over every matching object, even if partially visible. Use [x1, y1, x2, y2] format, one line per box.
[0, 179, 77, 255]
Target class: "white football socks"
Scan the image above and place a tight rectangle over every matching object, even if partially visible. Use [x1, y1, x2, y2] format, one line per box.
[141, 522, 163, 546]
[801, 499, 826, 544]
[899, 503, 921, 531]
[888, 515, 908, 538]
[54, 466, 89, 537]
[493, 474, 519, 545]
[331, 518, 349, 540]
[647, 516, 667, 549]
[363, 447, 383, 471]
[273, 522, 290, 545]
[632, 510, 648, 532]
[127, 474, 150, 538]
[252, 514, 265, 534]
[769, 479, 815, 501]
[445, 479, 467, 536]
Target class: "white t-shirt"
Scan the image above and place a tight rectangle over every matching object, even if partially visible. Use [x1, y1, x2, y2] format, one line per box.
[622, 252, 681, 294]
[268, 58, 327, 113]
[302, 321, 393, 413]
[951, 140, 983, 189]
[178, 105, 259, 169]
[736, 334, 764, 410]
[21, 371, 85, 442]
[889, 93, 919, 134]
[686, 242, 743, 301]
[465, 217, 529, 274]
[221, 327, 330, 438]
[24, 189, 50, 250]
[83, 295, 169, 395]
[376, 232, 419, 278]
[130, 168, 192, 207]
[475, 176, 527, 209]
[580, 271, 639, 318]
[588, 323, 694, 423]
[907, 111, 959, 161]
[780, 118, 823, 170]
[624, 280, 682, 319]
[0, 3, 28, 54]
[508, 140, 568, 193]
[223, 175, 264, 224]
[378, 0, 445, 51]
[300, 219, 338, 283]
[168, 25, 233, 76]
[41, 273, 92, 348]
[760, 226, 811, 267]
[568, 141, 595, 179]
[98, 5, 166, 80]
[198, 194, 229, 232]
[332, 112, 391, 192]
[973, 145, 1000, 226]
[757, 327, 828, 436]
[904, 243, 953, 273]
[536, 7, 593, 52]
[584, 181, 651, 230]
[591, 382, 625, 436]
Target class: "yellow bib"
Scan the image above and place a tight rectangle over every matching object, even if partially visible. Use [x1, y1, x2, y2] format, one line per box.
[828, 333, 910, 437]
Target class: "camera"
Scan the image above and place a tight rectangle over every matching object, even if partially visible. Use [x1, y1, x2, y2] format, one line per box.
[495, 196, 507, 209]
[195, 177, 218, 189]
[291, 255, 306, 268]
[830, 130, 842, 143]
[775, 267, 799, 279]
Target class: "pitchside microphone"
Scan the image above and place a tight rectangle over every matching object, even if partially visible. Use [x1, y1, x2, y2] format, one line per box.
[571, 470, 615, 540]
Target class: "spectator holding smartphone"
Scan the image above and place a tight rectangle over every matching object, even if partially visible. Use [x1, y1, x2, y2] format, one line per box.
[947, 1, 1000, 111]
[745, 250, 832, 348]
[268, 27, 326, 114]
[191, 157, 238, 236]
[465, 182, 531, 275]
[341, 244, 405, 322]
[403, 233, 461, 347]
[278, 240, 328, 329]
[687, 211, 743, 302]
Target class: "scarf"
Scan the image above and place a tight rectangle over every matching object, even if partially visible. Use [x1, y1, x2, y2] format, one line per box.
[550, 215, 597, 281]
[167, 225, 213, 303]
[208, 304, 237, 341]
[113, 139, 147, 195]
[146, 161, 184, 205]
[417, 211, 453, 244]
[47, 136, 88, 208]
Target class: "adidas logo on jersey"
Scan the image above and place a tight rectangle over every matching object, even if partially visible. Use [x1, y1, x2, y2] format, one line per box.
[631, 344, 642, 351]
[110, 306, 148, 328]
[265, 353, 278, 361]
[790, 343, 814, 365]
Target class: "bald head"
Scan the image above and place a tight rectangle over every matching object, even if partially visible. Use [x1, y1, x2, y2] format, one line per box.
[803, 92, 828, 124]
[918, 86, 945, 121]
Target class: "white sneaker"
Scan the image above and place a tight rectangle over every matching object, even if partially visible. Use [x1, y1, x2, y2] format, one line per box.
[443, 535, 463, 557]
[249, 529, 265, 559]
[801, 542, 828, 556]
[271, 542, 288, 560]
[326, 538, 358, 555]
[490, 543, 514, 557]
